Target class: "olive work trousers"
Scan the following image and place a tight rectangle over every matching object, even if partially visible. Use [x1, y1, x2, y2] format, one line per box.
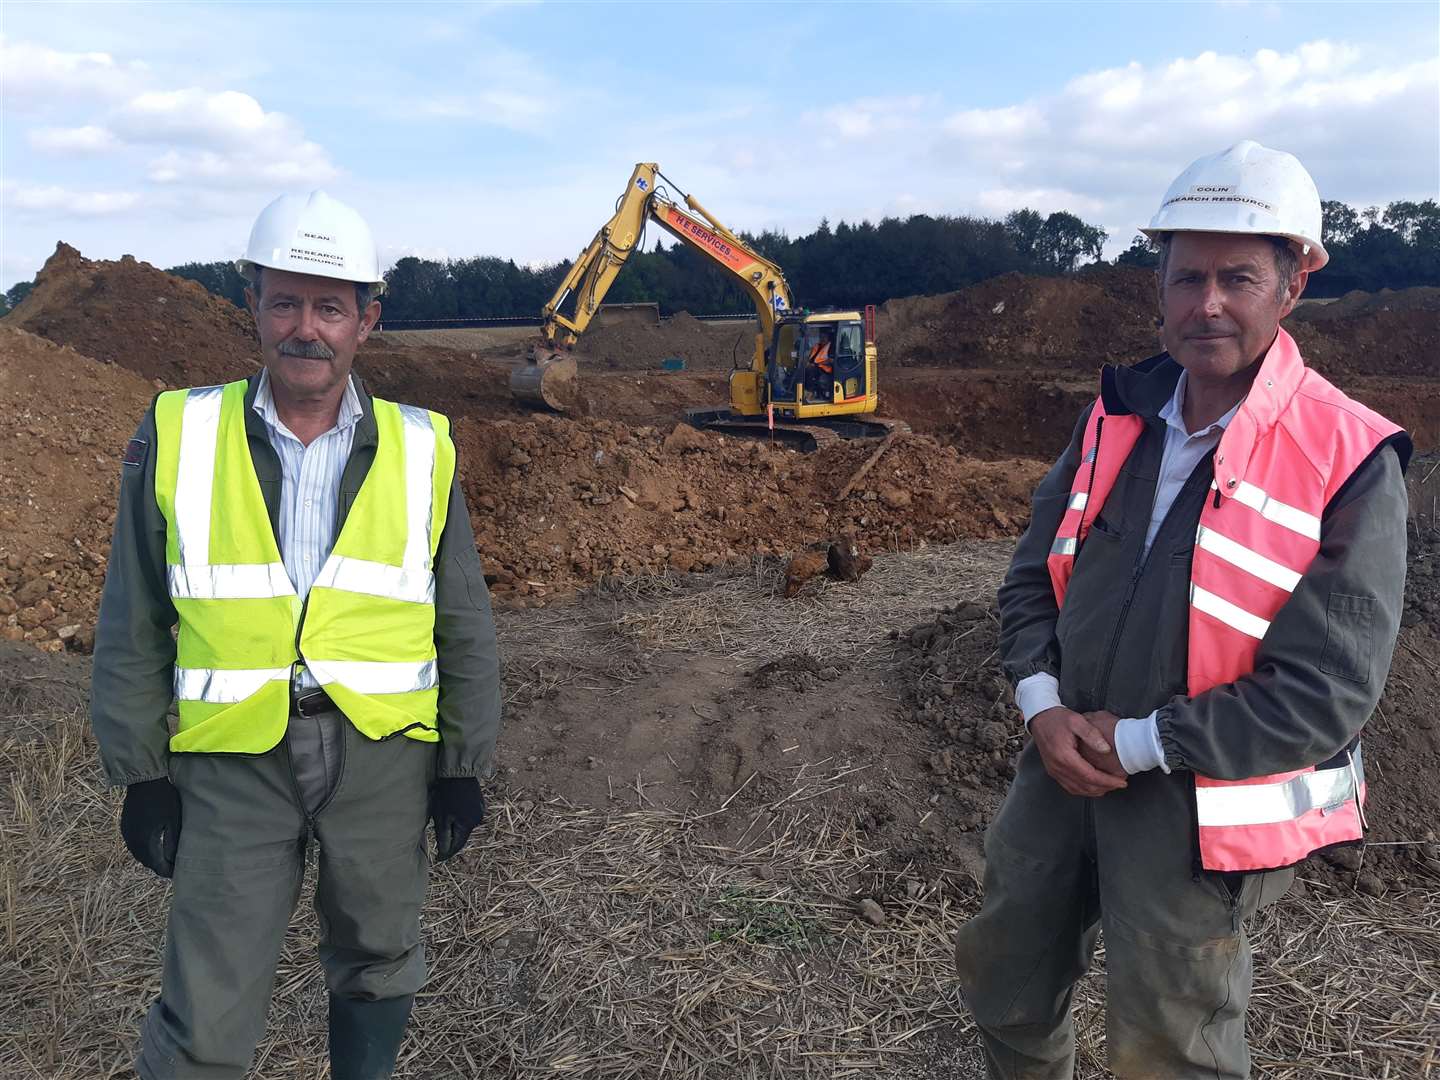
[136, 711, 436, 1080]
[953, 743, 1294, 1080]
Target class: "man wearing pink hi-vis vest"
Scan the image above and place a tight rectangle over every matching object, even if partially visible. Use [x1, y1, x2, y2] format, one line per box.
[953, 141, 1411, 1079]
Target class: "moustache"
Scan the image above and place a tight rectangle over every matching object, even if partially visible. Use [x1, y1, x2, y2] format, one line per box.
[278, 339, 336, 360]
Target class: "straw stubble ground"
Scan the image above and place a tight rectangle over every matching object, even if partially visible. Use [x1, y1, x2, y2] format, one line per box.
[2, 545, 1438, 1078]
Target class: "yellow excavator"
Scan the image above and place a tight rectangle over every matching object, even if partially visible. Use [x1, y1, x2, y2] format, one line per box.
[510, 162, 903, 449]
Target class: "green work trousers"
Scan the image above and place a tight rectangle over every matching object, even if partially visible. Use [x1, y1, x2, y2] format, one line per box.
[953, 743, 1293, 1080]
[136, 711, 436, 1080]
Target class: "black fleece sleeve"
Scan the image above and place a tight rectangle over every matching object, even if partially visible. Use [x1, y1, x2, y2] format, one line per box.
[997, 402, 1095, 687]
[432, 465, 503, 779]
[1157, 445, 1408, 778]
[90, 405, 179, 786]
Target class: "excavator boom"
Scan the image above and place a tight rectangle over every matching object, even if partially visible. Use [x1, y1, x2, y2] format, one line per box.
[511, 162, 888, 446]
[512, 163, 794, 409]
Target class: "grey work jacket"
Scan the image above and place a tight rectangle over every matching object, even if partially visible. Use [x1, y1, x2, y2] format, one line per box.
[90, 373, 503, 786]
[999, 351, 1410, 780]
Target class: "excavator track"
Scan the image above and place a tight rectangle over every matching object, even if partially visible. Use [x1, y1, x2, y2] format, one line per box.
[683, 409, 908, 452]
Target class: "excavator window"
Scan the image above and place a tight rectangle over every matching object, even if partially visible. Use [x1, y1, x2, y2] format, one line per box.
[834, 322, 865, 399]
[771, 322, 802, 400]
[801, 325, 837, 402]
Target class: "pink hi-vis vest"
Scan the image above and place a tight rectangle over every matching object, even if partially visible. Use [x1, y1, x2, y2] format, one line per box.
[1047, 329, 1405, 873]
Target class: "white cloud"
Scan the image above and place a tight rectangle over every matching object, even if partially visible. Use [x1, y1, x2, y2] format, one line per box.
[120, 89, 278, 146]
[108, 89, 340, 187]
[146, 146, 337, 187]
[808, 95, 934, 140]
[27, 124, 121, 153]
[0, 37, 148, 106]
[404, 88, 549, 131]
[5, 183, 141, 216]
[4, 47, 342, 192]
[934, 41, 1439, 250]
[975, 187, 1109, 218]
[943, 104, 1043, 140]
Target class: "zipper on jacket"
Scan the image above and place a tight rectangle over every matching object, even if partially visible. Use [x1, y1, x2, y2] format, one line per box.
[1094, 558, 1145, 709]
[1079, 416, 1104, 539]
[1095, 451, 1214, 708]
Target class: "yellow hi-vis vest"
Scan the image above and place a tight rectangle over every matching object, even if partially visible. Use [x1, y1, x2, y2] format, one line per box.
[153, 379, 456, 753]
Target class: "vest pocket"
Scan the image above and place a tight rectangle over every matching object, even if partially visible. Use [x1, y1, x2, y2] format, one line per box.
[1319, 593, 1376, 683]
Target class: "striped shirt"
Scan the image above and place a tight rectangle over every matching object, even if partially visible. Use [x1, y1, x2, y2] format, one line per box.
[251, 368, 363, 689]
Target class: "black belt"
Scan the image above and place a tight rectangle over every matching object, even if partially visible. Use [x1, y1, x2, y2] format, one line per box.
[292, 689, 336, 718]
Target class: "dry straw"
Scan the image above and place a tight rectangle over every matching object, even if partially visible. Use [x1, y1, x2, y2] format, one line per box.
[3, 539, 1438, 1078]
[4, 703, 1437, 1077]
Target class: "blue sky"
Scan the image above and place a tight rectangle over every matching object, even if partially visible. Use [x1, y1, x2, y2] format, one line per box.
[3, 1, 1437, 290]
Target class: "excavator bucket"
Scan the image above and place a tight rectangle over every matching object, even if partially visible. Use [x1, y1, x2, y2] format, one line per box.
[510, 348, 580, 413]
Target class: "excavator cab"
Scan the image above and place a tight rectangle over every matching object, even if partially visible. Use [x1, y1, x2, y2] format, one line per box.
[766, 314, 869, 409]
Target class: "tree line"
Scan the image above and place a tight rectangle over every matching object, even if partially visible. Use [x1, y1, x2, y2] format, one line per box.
[1113, 200, 1440, 295]
[158, 207, 1111, 321]
[1, 199, 1434, 320]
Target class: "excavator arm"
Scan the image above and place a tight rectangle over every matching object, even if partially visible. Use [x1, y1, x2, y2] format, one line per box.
[513, 163, 796, 409]
[543, 162, 794, 345]
[540, 163, 662, 348]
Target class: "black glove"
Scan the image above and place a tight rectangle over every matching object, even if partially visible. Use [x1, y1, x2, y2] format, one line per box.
[430, 777, 486, 862]
[120, 778, 182, 878]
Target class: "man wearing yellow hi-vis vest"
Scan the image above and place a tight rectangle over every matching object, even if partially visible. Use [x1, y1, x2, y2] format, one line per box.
[91, 191, 502, 1080]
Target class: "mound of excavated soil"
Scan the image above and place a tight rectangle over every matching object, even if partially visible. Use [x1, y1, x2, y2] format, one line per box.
[455, 415, 1048, 604]
[7, 242, 259, 387]
[576, 312, 759, 371]
[0, 319, 1050, 642]
[877, 267, 1162, 370]
[1288, 309, 1440, 379]
[0, 326, 156, 653]
[874, 270, 1439, 382]
[1293, 287, 1440, 321]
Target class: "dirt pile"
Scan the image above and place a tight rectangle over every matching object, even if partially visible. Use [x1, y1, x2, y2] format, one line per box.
[1287, 308, 1440, 379]
[576, 312, 758, 371]
[0, 316, 1051, 640]
[877, 267, 1161, 369]
[454, 415, 1047, 604]
[896, 599, 1022, 839]
[1293, 287, 1440, 321]
[7, 242, 259, 386]
[0, 326, 156, 652]
[873, 270, 1438, 381]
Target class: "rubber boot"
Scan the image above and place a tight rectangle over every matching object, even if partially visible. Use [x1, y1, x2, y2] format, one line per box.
[328, 993, 414, 1080]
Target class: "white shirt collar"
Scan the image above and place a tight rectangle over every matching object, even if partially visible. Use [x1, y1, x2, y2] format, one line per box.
[252, 367, 363, 442]
[1159, 370, 1242, 440]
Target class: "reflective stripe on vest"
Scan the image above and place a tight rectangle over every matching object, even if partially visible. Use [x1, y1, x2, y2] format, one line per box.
[1045, 329, 1404, 872]
[155, 379, 455, 752]
[169, 385, 294, 601]
[1196, 747, 1363, 828]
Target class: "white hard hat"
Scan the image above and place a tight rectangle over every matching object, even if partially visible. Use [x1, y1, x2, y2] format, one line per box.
[236, 190, 386, 295]
[1142, 140, 1327, 271]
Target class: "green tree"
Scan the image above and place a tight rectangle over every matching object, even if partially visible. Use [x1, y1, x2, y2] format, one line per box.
[5, 280, 35, 311]
[1321, 200, 1361, 247]
[168, 260, 250, 307]
[381, 257, 457, 320]
[1003, 209, 1045, 266]
[1115, 233, 1160, 269]
[1038, 211, 1106, 273]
